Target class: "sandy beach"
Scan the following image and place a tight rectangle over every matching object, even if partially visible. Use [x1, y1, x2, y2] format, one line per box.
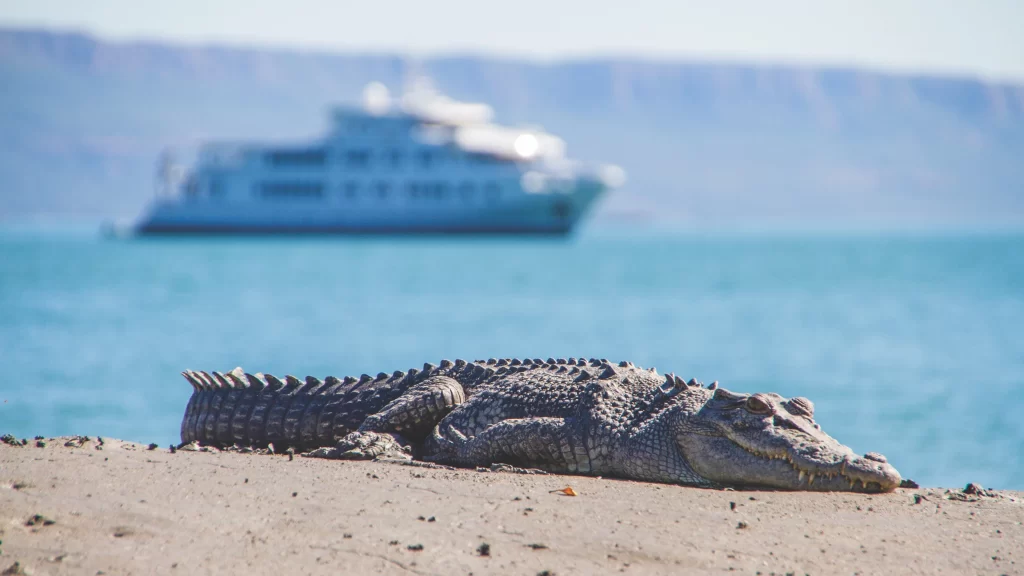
[1, 437, 1021, 575]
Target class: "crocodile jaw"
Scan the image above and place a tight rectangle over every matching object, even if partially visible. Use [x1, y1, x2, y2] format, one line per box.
[735, 440, 902, 492]
[681, 432, 902, 493]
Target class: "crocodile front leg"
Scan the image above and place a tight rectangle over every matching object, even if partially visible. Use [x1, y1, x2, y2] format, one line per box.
[322, 376, 466, 460]
[423, 416, 599, 475]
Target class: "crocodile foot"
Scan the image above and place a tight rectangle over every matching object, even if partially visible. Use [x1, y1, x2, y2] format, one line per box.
[485, 462, 550, 475]
[334, 431, 413, 461]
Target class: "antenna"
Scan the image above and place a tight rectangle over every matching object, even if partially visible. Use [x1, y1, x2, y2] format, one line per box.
[155, 150, 183, 198]
[401, 56, 433, 98]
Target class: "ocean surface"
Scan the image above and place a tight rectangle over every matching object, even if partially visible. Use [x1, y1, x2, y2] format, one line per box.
[1, 227, 1022, 490]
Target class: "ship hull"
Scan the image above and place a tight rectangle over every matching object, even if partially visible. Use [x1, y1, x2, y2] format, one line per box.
[136, 223, 574, 236]
[134, 180, 605, 237]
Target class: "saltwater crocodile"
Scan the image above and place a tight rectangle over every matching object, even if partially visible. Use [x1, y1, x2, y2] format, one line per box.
[178, 358, 902, 492]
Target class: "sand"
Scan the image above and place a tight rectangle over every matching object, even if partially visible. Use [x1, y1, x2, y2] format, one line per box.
[1, 437, 1021, 576]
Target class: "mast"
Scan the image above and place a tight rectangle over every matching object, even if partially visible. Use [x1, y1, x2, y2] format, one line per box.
[155, 150, 181, 198]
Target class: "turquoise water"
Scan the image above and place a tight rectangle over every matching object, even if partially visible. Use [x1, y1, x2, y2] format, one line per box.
[1, 228, 1022, 489]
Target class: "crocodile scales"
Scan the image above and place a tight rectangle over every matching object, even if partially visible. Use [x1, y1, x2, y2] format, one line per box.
[178, 357, 902, 492]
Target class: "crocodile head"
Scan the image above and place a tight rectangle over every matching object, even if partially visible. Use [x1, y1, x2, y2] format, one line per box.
[676, 387, 901, 492]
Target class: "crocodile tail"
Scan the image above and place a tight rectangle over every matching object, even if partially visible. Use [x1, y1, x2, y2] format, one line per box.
[178, 366, 434, 450]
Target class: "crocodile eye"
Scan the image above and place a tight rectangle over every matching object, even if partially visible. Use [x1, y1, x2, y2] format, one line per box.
[787, 397, 815, 418]
[745, 396, 771, 414]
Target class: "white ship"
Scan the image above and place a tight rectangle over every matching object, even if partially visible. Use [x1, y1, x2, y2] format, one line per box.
[134, 82, 624, 235]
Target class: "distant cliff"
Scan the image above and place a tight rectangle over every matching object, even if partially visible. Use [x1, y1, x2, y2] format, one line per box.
[2, 28, 1022, 227]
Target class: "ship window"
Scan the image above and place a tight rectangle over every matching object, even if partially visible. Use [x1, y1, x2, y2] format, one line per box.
[346, 119, 367, 133]
[265, 149, 326, 167]
[346, 150, 370, 168]
[389, 150, 402, 168]
[344, 182, 359, 198]
[431, 182, 448, 199]
[473, 153, 507, 166]
[458, 182, 475, 198]
[406, 182, 454, 200]
[485, 182, 501, 202]
[209, 178, 225, 197]
[257, 182, 324, 199]
[419, 150, 433, 169]
[375, 181, 390, 199]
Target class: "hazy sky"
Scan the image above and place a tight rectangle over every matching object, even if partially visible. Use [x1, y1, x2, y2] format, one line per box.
[2, 0, 1022, 80]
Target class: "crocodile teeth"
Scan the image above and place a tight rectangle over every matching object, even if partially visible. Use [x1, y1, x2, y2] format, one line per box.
[849, 478, 856, 489]
[808, 473, 815, 485]
[798, 470, 806, 482]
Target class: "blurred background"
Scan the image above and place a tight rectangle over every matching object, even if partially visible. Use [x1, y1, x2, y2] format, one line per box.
[1, 1, 1021, 489]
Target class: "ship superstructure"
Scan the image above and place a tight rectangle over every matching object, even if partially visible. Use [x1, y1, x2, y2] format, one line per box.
[135, 82, 624, 235]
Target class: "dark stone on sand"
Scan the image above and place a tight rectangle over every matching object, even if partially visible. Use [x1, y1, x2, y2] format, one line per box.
[964, 482, 985, 495]
[26, 514, 55, 527]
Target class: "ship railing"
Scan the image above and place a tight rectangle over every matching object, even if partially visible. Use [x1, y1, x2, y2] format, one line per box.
[522, 158, 627, 194]
[453, 123, 566, 162]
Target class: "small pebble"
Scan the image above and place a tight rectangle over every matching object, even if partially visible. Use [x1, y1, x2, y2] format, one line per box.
[2, 561, 28, 575]
[25, 514, 56, 527]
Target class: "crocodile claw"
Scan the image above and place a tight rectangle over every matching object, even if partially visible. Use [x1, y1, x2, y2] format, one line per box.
[335, 431, 412, 461]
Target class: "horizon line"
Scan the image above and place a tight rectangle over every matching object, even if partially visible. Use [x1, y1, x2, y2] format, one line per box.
[5, 25, 1023, 86]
